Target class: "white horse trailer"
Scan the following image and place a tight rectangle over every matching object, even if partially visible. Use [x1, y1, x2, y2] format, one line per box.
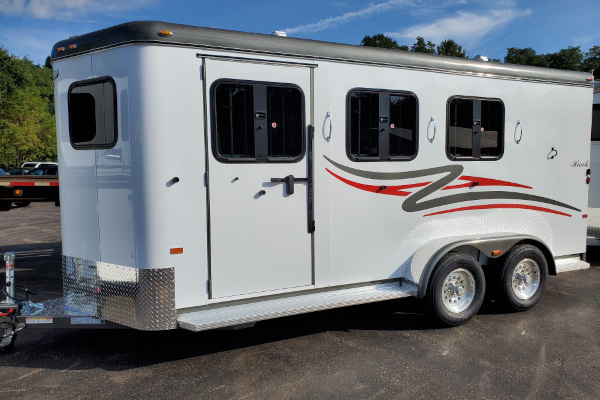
[587, 83, 600, 244]
[1, 21, 594, 348]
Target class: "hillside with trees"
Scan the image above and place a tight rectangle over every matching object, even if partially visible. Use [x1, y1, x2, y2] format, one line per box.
[361, 34, 600, 78]
[0, 49, 55, 169]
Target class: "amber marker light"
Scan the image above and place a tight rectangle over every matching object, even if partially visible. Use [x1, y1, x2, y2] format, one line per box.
[68, 44, 77, 49]
[57, 47, 65, 52]
[170, 247, 183, 255]
[158, 30, 173, 37]
[491, 250, 502, 256]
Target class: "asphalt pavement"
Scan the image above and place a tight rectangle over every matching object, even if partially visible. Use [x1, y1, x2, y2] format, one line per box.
[0, 202, 599, 400]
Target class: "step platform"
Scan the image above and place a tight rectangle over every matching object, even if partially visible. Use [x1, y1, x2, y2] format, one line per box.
[177, 282, 416, 332]
[555, 257, 590, 273]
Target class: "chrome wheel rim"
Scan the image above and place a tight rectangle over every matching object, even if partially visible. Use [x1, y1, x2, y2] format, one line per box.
[512, 258, 540, 300]
[441, 268, 476, 313]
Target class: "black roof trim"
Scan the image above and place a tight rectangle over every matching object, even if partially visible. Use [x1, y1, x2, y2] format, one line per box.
[51, 21, 592, 86]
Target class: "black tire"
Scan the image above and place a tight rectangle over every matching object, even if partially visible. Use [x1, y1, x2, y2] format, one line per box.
[0, 318, 16, 353]
[15, 201, 30, 207]
[497, 244, 548, 311]
[0, 333, 16, 353]
[0, 201, 10, 211]
[426, 252, 486, 326]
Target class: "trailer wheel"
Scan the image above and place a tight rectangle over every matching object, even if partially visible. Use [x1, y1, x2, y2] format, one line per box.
[0, 319, 16, 353]
[426, 252, 485, 326]
[497, 244, 548, 311]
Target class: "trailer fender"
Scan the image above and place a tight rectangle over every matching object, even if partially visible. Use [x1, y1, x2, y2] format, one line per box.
[402, 233, 554, 299]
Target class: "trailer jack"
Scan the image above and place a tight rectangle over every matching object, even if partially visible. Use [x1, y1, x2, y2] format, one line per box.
[1, 252, 25, 352]
[1, 252, 127, 353]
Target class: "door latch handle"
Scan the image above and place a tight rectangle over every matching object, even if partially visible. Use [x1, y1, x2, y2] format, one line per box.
[270, 175, 308, 195]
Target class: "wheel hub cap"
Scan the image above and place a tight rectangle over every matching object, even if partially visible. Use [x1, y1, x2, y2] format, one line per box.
[441, 268, 476, 313]
[512, 259, 540, 300]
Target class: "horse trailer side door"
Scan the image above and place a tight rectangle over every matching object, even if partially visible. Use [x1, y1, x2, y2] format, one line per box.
[203, 57, 314, 299]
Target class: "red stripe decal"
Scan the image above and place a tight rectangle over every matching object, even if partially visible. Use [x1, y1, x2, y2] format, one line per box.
[50, 182, 59, 186]
[424, 204, 571, 217]
[9, 182, 35, 186]
[326, 168, 430, 196]
[443, 175, 532, 190]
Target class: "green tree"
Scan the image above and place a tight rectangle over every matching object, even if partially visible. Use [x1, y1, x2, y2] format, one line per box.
[544, 46, 583, 71]
[0, 86, 56, 167]
[437, 39, 467, 58]
[504, 47, 546, 67]
[411, 36, 435, 54]
[0, 48, 56, 167]
[582, 45, 600, 79]
[361, 34, 408, 50]
[0, 47, 34, 101]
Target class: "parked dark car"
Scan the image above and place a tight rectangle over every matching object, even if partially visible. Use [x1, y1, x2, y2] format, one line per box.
[6, 168, 29, 175]
[0, 168, 6, 175]
[26, 166, 58, 176]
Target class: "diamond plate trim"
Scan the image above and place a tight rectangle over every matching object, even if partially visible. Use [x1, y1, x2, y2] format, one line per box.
[62, 256, 176, 331]
[587, 208, 600, 240]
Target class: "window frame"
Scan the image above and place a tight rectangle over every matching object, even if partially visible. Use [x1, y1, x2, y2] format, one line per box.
[210, 79, 306, 164]
[446, 95, 505, 161]
[346, 88, 419, 162]
[68, 76, 118, 150]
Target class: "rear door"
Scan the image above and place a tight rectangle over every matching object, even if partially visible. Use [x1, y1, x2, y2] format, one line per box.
[204, 58, 314, 299]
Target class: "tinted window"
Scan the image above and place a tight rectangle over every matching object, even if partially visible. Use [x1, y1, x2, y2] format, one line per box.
[592, 104, 600, 141]
[69, 78, 117, 149]
[348, 90, 417, 161]
[267, 87, 303, 158]
[215, 84, 255, 159]
[448, 97, 504, 160]
[213, 81, 304, 162]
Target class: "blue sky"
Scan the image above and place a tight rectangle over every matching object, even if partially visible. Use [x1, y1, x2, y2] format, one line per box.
[1, 0, 599, 66]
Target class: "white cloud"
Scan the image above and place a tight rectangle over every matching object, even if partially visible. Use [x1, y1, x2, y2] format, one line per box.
[284, 0, 414, 35]
[386, 7, 532, 47]
[0, 0, 154, 20]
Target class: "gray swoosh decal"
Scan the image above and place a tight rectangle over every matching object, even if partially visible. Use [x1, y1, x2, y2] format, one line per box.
[323, 156, 580, 213]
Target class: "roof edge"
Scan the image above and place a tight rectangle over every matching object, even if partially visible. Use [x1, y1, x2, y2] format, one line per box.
[51, 21, 593, 86]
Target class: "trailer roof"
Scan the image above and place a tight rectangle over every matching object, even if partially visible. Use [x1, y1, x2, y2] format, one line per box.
[52, 21, 592, 87]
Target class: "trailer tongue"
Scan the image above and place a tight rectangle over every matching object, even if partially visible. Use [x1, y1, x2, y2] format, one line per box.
[0, 253, 124, 352]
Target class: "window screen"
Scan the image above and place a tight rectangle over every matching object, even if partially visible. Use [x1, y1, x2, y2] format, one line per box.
[348, 90, 417, 161]
[448, 97, 504, 160]
[68, 78, 117, 149]
[213, 81, 304, 162]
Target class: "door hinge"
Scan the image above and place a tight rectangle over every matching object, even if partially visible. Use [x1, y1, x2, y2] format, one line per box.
[309, 220, 315, 233]
[308, 124, 314, 141]
[200, 65, 205, 80]
[207, 279, 211, 294]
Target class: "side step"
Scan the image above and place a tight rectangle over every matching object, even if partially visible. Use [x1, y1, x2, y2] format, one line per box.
[177, 282, 416, 332]
[555, 257, 590, 273]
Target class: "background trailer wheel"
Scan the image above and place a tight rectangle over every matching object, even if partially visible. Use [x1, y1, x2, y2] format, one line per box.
[426, 252, 486, 326]
[496, 244, 548, 311]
